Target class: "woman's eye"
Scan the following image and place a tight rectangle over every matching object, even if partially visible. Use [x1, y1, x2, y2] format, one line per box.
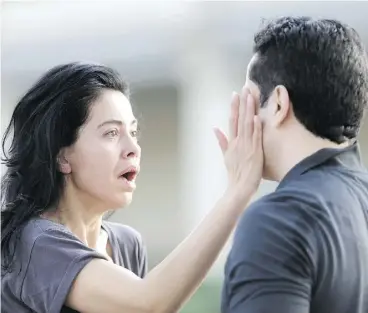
[106, 129, 119, 138]
[131, 127, 141, 139]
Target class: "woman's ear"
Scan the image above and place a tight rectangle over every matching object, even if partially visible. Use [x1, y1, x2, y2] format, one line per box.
[57, 148, 72, 174]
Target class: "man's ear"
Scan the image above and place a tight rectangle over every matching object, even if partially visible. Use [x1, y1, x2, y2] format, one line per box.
[57, 148, 72, 174]
[270, 85, 291, 127]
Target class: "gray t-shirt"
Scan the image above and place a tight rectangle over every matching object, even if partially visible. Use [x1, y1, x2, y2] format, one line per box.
[1, 218, 148, 313]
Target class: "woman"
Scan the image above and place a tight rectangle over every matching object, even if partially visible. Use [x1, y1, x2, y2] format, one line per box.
[1, 62, 263, 313]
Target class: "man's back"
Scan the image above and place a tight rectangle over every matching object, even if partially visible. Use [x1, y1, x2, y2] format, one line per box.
[222, 143, 368, 313]
[287, 147, 368, 312]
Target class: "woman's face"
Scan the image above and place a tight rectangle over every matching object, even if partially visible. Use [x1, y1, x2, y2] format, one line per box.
[60, 89, 141, 211]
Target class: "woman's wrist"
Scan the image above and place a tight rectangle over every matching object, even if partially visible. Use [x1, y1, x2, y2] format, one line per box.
[221, 187, 254, 214]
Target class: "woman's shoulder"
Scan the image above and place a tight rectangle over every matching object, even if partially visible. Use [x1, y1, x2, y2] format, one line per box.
[102, 221, 144, 247]
[4, 218, 107, 313]
[18, 218, 76, 251]
[16, 218, 104, 268]
[25, 217, 74, 234]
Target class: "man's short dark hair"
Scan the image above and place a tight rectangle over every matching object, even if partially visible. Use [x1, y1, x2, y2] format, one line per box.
[249, 16, 368, 143]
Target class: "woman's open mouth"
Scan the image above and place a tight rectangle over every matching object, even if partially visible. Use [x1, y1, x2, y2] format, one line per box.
[118, 166, 139, 190]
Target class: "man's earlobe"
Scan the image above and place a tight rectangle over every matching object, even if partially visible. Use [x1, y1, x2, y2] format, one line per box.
[274, 85, 290, 126]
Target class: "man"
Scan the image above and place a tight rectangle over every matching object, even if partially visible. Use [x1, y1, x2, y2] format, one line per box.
[221, 17, 368, 313]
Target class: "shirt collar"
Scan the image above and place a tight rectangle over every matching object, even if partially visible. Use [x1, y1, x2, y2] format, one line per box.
[277, 140, 364, 189]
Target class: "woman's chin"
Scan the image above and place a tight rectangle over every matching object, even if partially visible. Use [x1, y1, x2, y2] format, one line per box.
[112, 192, 134, 209]
[97, 191, 134, 212]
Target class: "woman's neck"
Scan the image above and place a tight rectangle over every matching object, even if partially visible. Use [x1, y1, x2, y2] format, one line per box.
[42, 208, 104, 249]
[43, 187, 106, 249]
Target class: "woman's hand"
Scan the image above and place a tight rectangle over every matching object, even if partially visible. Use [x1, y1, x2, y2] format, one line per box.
[214, 86, 263, 203]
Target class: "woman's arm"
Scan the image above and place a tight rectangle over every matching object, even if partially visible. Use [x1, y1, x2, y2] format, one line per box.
[66, 87, 263, 313]
[67, 191, 248, 313]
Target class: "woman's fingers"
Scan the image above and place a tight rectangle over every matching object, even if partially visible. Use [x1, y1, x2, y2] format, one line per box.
[229, 92, 240, 141]
[252, 115, 262, 151]
[245, 93, 256, 137]
[217, 87, 260, 155]
[239, 88, 256, 140]
[214, 127, 228, 155]
[237, 87, 249, 137]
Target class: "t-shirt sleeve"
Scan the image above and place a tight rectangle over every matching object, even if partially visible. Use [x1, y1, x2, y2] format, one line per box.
[105, 222, 148, 278]
[222, 195, 318, 313]
[20, 228, 107, 313]
[136, 232, 148, 278]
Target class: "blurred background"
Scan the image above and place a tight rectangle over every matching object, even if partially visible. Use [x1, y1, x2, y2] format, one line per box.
[2, 1, 368, 312]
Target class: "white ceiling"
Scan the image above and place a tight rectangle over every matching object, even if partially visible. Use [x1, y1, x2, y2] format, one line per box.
[2, 1, 368, 85]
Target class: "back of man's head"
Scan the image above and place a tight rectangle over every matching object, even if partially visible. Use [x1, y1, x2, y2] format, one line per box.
[249, 16, 368, 144]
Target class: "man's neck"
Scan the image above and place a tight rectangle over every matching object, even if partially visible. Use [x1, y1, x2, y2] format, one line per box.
[269, 134, 350, 182]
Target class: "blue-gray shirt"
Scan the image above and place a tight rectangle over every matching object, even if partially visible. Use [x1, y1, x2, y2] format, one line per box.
[1, 219, 147, 313]
[221, 142, 368, 313]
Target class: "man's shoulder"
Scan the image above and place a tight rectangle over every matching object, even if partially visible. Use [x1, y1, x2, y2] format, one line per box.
[233, 186, 323, 253]
[283, 160, 368, 200]
[273, 165, 368, 215]
[227, 185, 320, 281]
[252, 171, 348, 214]
[244, 185, 322, 223]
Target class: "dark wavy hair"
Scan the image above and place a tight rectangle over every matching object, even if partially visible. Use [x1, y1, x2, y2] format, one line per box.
[250, 17, 368, 143]
[1, 62, 129, 273]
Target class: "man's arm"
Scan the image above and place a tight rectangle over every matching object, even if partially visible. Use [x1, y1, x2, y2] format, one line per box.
[222, 193, 317, 313]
